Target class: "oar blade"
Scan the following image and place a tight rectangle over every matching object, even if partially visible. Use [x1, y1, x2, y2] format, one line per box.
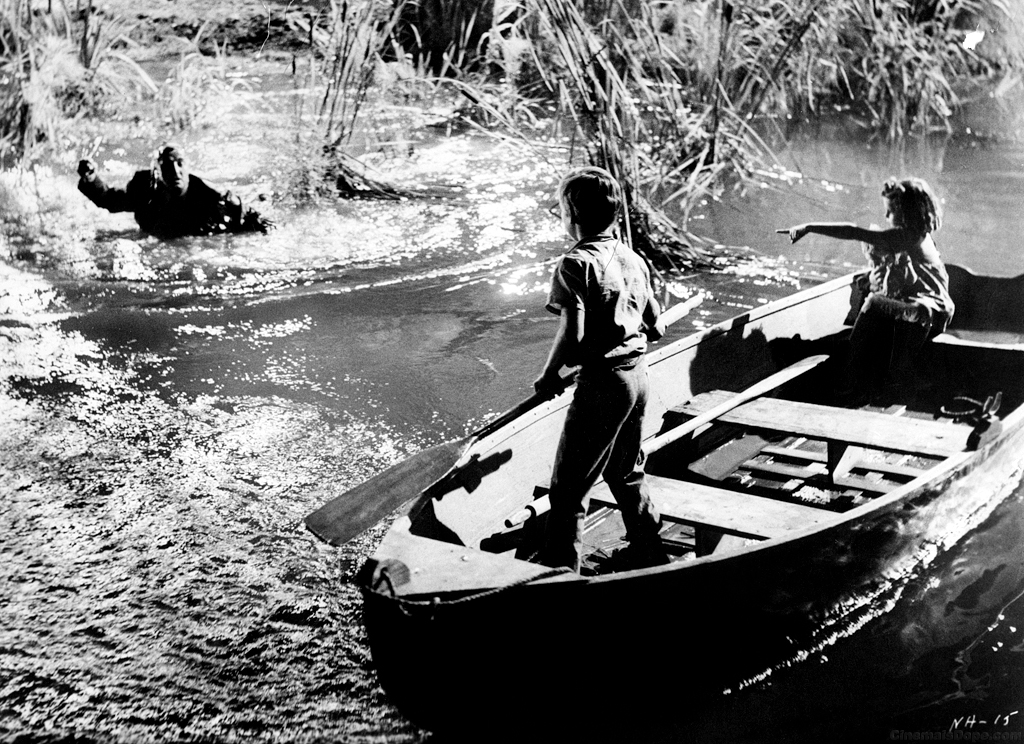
[305, 439, 468, 546]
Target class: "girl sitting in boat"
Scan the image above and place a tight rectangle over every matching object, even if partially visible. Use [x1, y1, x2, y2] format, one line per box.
[777, 176, 955, 403]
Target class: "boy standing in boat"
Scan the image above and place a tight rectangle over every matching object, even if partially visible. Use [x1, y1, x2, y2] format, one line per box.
[534, 166, 670, 573]
[778, 176, 954, 402]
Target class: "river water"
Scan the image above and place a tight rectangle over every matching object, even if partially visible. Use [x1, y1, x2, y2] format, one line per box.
[2, 73, 1024, 743]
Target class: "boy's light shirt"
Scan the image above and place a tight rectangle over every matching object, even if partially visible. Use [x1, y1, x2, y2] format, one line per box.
[546, 234, 653, 367]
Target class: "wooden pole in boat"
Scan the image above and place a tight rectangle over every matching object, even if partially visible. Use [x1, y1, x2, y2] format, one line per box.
[503, 354, 830, 528]
[642, 354, 830, 453]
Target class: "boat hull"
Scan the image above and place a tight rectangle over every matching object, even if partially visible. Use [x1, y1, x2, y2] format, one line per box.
[360, 405, 1024, 736]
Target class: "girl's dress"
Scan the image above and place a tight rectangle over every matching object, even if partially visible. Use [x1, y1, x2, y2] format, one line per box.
[863, 236, 955, 334]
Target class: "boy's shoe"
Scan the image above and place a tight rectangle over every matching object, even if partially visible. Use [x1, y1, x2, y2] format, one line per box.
[603, 541, 671, 572]
[579, 548, 611, 577]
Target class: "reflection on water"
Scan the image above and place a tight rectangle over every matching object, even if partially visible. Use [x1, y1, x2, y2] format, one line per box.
[3, 111, 1024, 743]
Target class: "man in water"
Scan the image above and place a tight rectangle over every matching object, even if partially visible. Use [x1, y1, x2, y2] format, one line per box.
[77, 144, 274, 237]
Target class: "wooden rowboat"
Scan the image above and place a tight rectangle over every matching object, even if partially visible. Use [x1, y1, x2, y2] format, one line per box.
[307, 264, 1024, 739]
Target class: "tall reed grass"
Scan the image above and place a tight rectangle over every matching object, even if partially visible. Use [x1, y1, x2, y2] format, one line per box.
[441, 0, 1023, 265]
[658, 0, 1024, 140]
[1, 0, 155, 165]
[288, 0, 418, 199]
[155, 22, 248, 132]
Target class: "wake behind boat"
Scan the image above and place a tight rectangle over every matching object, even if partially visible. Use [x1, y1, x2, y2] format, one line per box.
[307, 264, 1024, 738]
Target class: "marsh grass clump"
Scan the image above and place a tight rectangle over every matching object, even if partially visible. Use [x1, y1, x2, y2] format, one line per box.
[155, 26, 250, 132]
[284, 0, 424, 199]
[1, 0, 156, 165]
[393, 0, 498, 76]
[286, 0, 473, 201]
[527, 0, 698, 267]
[832, 0, 1024, 139]
[516, 0, 783, 269]
[314, 0, 418, 198]
[656, 0, 1024, 140]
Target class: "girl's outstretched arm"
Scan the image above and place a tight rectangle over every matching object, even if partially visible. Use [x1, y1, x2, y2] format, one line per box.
[776, 222, 902, 250]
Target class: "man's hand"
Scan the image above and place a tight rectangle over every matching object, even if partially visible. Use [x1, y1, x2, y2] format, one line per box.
[776, 225, 808, 243]
[246, 212, 276, 233]
[77, 159, 96, 180]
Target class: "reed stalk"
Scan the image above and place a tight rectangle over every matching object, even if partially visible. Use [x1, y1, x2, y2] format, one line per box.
[525, 0, 778, 268]
[308, 0, 426, 198]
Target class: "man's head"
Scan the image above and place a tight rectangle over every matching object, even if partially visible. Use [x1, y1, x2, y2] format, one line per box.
[156, 144, 188, 197]
[558, 166, 622, 238]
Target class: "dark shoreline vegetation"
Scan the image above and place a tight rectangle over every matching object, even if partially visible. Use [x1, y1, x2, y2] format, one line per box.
[2, 0, 1023, 270]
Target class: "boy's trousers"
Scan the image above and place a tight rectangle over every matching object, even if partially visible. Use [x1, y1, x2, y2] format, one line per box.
[542, 357, 663, 571]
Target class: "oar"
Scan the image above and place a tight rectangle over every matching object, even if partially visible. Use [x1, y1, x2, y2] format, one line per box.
[642, 353, 830, 452]
[305, 294, 704, 546]
[503, 353, 830, 528]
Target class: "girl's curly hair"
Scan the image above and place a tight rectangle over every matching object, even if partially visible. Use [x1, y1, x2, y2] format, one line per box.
[881, 177, 942, 235]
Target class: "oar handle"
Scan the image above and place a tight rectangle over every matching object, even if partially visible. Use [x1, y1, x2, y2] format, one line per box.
[505, 497, 550, 528]
[471, 373, 574, 444]
[658, 293, 703, 328]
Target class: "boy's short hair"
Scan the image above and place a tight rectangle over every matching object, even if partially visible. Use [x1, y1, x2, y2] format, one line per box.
[559, 166, 623, 235]
[882, 177, 942, 234]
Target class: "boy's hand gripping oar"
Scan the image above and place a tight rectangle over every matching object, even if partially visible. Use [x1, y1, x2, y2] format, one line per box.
[504, 353, 830, 528]
[305, 295, 703, 546]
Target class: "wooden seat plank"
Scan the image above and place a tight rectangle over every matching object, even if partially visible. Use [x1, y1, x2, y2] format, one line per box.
[761, 446, 929, 480]
[588, 475, 838, 541]
[830, 473, 897, 494]
[672, 391, 970, 458]
[741, 458, 827, 480]
[759, 445, 929, 479]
